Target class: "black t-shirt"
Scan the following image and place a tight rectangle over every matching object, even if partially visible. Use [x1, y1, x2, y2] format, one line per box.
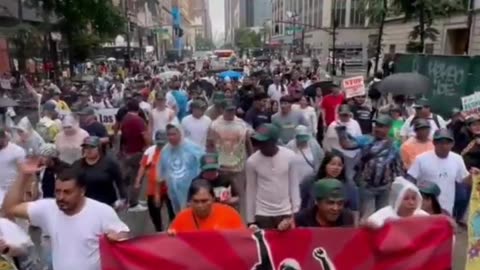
[245, 108, 271, 129]
[72, 155, 125, 206]
[82, 121, 108, 138]
[294, 206, 354, 228]
[350, 104, 373, 134]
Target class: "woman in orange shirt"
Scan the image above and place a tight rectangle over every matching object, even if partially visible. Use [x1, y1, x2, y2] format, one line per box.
[169, 179, 245, 232]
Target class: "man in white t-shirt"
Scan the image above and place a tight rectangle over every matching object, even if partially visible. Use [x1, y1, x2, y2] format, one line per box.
[267, 75, 287, 103]
[3, 161, 129, 270]
[0, 129, 26, 206]
[408, 128, 475, 215]
[400, 98, 447, 141]
[181, 100, 212, 149]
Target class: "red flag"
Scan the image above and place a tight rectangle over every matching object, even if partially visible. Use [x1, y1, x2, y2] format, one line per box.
[100, 216, 453, 270]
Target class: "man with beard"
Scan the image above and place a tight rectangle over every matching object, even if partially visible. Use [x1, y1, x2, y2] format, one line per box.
[3, 160, 129, 270]
[294, 179, 354, 227]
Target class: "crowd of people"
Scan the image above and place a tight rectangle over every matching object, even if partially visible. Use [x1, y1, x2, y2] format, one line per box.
[0, 59, 475, 269]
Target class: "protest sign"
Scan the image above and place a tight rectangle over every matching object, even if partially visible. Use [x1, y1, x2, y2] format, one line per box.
[94, 108, 118, 135]
[101, 216, 452, 270]
[461, 92, 480, 115]
[466, 175, 480, 270]
[342, 76, 365, 99]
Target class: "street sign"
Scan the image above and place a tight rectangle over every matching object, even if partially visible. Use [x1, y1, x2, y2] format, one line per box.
[285, 27, 303, 35]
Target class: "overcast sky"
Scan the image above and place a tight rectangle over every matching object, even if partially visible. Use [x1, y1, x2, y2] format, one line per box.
[208, 0, 225, 44]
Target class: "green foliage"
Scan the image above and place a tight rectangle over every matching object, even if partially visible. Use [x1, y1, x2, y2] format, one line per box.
[234, 28, 262, 50]
[392, 0, 465, 50]
[26, 0, 126, 61]
[195, 36, 215, 50]
[359, 0, 387, 24]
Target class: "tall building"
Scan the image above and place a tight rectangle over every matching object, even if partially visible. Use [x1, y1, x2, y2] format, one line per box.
[247, 0, 272, 27]
[271, 0, 376, 64]
[225, 0, 240, 44]
[190, 0, 212, 40]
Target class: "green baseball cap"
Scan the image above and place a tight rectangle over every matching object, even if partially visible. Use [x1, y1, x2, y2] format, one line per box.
[200, 153, 220, 171]
[252, 123, 281, 142]
[414, 98, 430, 108]
[313, 178, 345, 200]
[295, 125, 311, 142]
[374, 114, 393, 127]
[417, 180, 441, 197]
[155, 91, 166, 100]
[413, 119, 430, 130]
[190, 99, 207, 110]
[338, 105, 351, 115]
[212, 91, 226, 105]
[224, 99, 236, 110]
[433, 128, 454, 142]
[81, 136, 101, 148]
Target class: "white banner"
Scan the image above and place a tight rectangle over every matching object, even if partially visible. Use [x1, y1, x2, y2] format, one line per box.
[94, 108, 119, 134]
[461, 92, 480, 115]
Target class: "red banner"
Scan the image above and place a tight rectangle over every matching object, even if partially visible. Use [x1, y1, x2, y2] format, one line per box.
[100, 216, 453, 270]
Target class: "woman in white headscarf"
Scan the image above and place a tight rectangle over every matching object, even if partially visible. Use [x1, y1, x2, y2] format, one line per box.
[286, 125, 324, 181]
[367, 177, 429, 227]
[54, 114, 89, 164]
[12, 116, 44, 155]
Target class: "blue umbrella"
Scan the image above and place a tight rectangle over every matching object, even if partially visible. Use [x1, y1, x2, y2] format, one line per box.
[218, 70, 243, 80]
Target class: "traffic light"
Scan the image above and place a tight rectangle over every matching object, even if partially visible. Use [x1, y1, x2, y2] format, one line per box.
[174, 26, 184, 38]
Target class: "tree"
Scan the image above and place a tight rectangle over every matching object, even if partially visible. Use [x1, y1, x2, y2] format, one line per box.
[393, 0, 465, 53]
[360, 0, 389, 74]
[26, 0, 126, 75]
[234, 28, 262, 51]
[195, 35, 215, 51]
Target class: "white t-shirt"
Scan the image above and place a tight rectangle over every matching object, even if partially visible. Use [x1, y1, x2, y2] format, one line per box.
[267, 83, 288, 102]
[151, 107, 177, 139]
[0, 142, 26, 203]
[27, 198, 129, 270]
[181, 114, 212, 149]
[323, 119, 362, 158]
[400, 114, 447, 139]
[407, 150, 469, 214]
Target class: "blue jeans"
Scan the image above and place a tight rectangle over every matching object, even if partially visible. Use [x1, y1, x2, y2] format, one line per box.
[453, 182, 470, 222]
[359, 185, 390, 219]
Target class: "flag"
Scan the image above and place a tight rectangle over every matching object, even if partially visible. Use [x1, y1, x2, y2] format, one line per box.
[101, 216, 453, 270]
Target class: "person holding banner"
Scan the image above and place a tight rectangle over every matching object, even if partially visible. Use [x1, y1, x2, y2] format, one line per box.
[295, 179, 354, 228]
[169, 179, 244, 232]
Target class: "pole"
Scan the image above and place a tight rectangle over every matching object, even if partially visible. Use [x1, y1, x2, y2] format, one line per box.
[331, 0, 337, 76]
[124, 0, 131, 69]
[291, 15, 295, 55]
[466, 0, 474, 54]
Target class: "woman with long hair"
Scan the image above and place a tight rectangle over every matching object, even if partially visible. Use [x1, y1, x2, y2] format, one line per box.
[169, 179, 244, 232]
[300, 151, 345, 209]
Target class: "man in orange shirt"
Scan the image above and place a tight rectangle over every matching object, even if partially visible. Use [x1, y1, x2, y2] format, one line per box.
[134, 130, 175, 231]
[401, 119, 434, 169]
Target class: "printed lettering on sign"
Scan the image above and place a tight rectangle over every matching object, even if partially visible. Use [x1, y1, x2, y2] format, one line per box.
[427, 60, 464, 97]
[94, 108, 118, 135]
[342, 76, 365, 99]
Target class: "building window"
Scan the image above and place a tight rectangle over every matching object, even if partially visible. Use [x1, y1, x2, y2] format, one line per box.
[389, 44, 396, 54]
[333, 0, 347, 27]
[425, 43, 434, 54]
[350, 0, 365, 27]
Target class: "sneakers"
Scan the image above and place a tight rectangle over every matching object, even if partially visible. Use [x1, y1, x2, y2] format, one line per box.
[128, 204, 148, 212]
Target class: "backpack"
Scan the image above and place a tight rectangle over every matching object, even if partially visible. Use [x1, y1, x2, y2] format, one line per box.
[410, 114, 440, 129]
[36, 121, 59, 143]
